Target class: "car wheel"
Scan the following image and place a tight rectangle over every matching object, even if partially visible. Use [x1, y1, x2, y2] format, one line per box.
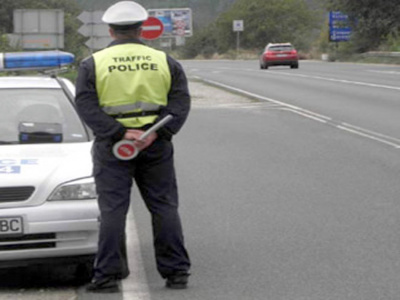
[260, 64, 264, 69]
[264, 64, 269, 69]
[291, 63, 299, 69]
[74, 261, 93, 284]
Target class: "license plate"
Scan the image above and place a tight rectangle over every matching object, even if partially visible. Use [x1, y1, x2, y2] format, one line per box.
[0, 217, 23, 235]
[277, 54, 288, 57]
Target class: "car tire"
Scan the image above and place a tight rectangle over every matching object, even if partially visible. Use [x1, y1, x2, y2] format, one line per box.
[264, 64, 269, 69]
[291, 63, 299, 69]
[75, 261, 93, 284]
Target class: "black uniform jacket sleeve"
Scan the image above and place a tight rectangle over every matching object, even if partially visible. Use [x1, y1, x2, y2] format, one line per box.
[75, 55, 126, 141]
[75, 39, 191, 141]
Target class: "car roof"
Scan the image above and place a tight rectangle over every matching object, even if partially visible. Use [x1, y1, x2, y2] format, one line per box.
[267, 43, 293, 47]
[0, 76, 61, 89]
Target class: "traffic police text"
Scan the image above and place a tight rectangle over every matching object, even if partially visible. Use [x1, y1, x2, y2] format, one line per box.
[109, 55, 158, 73]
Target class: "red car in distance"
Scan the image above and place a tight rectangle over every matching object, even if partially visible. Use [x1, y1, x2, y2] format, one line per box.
[259, 43, 299, 69]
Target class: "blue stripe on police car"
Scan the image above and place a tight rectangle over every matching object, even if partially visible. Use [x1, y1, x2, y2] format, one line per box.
[0, 166, 21, 174]
[0, 159, 38, 174]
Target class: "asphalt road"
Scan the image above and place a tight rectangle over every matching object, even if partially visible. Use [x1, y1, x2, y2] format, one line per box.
[183, 60, 400, 145]
[134, 60, 400, 299]
[135, 80, 400, 300]
[2, 60, 400, 300]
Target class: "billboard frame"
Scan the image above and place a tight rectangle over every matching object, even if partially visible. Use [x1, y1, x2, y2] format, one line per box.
[13, 9, 64, 50]
[147, 8, 193, 38]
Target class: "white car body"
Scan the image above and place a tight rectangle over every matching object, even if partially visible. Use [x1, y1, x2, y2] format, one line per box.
[0, 76, 99, 268]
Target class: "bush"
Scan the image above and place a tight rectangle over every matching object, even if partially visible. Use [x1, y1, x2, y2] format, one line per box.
[201, 45, 217, 59]
[385, 31, 400, 51]
[180, 25, 218, 59]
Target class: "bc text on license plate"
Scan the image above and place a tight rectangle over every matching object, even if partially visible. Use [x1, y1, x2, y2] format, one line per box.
[0, 217, 23, 235]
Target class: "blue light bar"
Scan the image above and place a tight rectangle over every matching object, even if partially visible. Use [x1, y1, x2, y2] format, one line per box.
[0, 50, 74, 71]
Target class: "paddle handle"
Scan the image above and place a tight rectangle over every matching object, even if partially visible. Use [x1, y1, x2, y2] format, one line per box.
[139, 115, 173, 140]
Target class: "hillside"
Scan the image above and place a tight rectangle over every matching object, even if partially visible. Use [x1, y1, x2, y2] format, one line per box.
[76, 0, 237, 28]
[76, 0, 325, 31]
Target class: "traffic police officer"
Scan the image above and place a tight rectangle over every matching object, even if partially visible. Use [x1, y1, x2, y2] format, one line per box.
[75, 1, 191, 293]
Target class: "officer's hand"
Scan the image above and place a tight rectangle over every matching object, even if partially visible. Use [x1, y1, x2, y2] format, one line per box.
[123, 129, 142, 141]
[134, 131, 158, 151]
[124, 130, 158, 151]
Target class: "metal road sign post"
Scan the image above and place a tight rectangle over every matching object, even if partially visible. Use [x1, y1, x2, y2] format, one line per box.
[233, 20, 244, 59]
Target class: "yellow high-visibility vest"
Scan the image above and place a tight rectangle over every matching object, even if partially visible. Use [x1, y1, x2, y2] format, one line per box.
[93, 43, 171, 128]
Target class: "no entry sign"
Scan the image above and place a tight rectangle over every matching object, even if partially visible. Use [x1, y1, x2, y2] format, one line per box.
[141, 17, 164, 40]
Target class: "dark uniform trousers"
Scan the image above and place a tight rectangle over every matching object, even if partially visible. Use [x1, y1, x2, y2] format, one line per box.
[92, 137, 191, 280]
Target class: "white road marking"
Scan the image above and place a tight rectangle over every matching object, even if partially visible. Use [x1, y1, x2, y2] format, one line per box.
[189, 65, 400, 90]
[341, 122, 400, 144]
[122, 208, 151, 300]
[337, 125, 400, 148]
[283, 108, 328, 123]
[257, 70, 400, 91]
[194, 102, 279, 109]
[195, 77, 400, 149]
[367, 70, 400, 75]
[198, 77, 332, 121]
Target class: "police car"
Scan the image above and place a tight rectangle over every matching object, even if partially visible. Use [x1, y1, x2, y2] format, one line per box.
[0, 51, 98, 275]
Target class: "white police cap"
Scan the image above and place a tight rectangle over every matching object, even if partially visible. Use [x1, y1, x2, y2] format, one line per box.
[102, 1, 148, 25]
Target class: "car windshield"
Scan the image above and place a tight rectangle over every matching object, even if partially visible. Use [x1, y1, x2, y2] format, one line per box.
[0, 88, 88, 144]
[269, 45, 294, 52]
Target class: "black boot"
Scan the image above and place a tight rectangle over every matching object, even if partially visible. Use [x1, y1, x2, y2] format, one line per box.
[166, 272, 190, 289]
[86, 277, 120, 293]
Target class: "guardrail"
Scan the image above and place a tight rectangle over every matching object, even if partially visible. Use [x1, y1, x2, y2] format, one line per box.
[363, 52, 400, 57]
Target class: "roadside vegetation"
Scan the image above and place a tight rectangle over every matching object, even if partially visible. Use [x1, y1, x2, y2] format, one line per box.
[0, 0, 399, 65]
[180, 0, 322, 59]
[315, 0, 400, 63]
[180, 0, 400, 64]
[0, 0, 89, 65]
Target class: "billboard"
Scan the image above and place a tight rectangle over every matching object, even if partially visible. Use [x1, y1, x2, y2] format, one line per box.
[148, 8, 192, 37]
[13, 9, 64, 49]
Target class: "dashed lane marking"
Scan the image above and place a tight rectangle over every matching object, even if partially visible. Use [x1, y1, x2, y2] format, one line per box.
[254, 69, 400, 91]
[192, 102, 282, 109]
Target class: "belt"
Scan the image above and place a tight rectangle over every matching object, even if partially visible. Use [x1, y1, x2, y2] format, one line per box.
[110, 110, 160, 119]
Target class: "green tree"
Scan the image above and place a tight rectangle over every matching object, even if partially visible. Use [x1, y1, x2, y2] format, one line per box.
[180, 23, 218, 58]
[207, 0, 321, 54]
[0, 0, 86, 60]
